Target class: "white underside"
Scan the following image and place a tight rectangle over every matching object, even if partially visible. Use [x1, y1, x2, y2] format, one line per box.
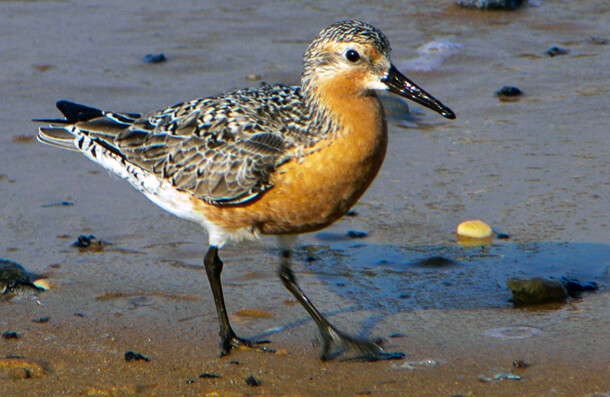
[77, 134, 263, 248]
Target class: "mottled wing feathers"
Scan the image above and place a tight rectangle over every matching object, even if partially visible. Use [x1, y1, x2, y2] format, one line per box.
[37, 86, 302, 205]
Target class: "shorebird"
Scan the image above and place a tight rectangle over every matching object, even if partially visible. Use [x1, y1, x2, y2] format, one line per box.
[36, 20, 455, 361]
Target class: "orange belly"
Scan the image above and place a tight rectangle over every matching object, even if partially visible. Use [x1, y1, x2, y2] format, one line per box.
[191, 94, 388, 235]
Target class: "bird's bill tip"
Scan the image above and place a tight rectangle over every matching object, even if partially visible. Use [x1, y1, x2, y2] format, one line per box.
[382, 65, 456, 120]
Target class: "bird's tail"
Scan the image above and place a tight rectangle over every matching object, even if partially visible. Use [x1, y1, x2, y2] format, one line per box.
[34, 100, 142, 151]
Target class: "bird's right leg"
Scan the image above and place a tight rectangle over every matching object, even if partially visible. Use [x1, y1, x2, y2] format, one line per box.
[203, 246, 271, 356]
[277, 249, 404, 361]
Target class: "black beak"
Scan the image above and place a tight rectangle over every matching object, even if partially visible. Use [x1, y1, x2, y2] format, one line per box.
[381, 65, 456, 120]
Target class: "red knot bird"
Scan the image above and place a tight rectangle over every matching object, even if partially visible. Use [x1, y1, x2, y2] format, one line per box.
[36, 20, 455, 361]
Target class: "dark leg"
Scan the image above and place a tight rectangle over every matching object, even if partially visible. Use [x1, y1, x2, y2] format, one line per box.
[203, 246, 271, 356]
[278, 250, 404, 361]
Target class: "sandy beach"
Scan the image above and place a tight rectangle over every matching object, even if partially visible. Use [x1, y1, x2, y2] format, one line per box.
[1, 1, 608, 395]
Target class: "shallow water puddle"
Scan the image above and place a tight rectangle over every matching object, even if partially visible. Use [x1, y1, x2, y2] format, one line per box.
[299, 238, 609, 312]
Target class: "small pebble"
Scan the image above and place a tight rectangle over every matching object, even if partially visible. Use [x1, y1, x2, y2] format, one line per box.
[245, 375, 261, 386]
[513, 360, 530, 369]
[546, 46, 569, 57]
[456, 220, 493, 239]
[2, 331, 20, 340]
[32, 317, 49, 324]
[142, 53, 167, 63]
[495, 85, 522, 98]
[124, 351, 150, 362]
[456, 0, 524, 10]
[72, 234, 106, 251]
[346, 230, 368, 239]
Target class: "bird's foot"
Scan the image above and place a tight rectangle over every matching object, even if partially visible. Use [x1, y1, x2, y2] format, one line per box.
[318, 326, 404, 362]
[219, 332, 273, 357]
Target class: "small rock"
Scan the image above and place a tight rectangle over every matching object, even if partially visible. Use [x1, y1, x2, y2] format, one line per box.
[245, 73, 262, 81]
[495, 86, 522, 99]
[512, 360, 530, 369]
[32, 317, 49, 324]
[72, 234, 106, 251]
[546, 46, 569, 57]
[2, 331, 20, 340]
[142, 53, 167, 63]
[124, 351, 150, 362]
[245, 375, 261, 386]
[506, 277, 568, 305]
[346, 230, 368, 239]
[456, 0, 524, 10]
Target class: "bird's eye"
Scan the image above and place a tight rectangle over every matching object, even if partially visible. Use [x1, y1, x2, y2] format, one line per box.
[345, 49, 361, 63]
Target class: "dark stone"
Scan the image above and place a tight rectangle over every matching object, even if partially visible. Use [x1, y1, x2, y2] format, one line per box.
[2, 331, 20, 340]
[142, 53, 167, 64]
[513, 360, 530, 369]
[346, 230, 368, 239]
[72, 235, 106, 251]
[495, 86, 522, 97]
[456, 0, 524, 10]
[124, 351, 150, 362]
[546, 46, 569, 57]
[245, 375, 261, 386]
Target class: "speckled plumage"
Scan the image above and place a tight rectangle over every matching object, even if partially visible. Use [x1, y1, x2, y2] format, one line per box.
[36, 20, 455, 360]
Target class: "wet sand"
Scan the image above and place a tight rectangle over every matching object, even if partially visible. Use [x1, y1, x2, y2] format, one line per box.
[1, 0, 609, 396]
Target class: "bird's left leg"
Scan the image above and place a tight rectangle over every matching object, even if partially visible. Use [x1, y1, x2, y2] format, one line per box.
[204, 246, 272, 356]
